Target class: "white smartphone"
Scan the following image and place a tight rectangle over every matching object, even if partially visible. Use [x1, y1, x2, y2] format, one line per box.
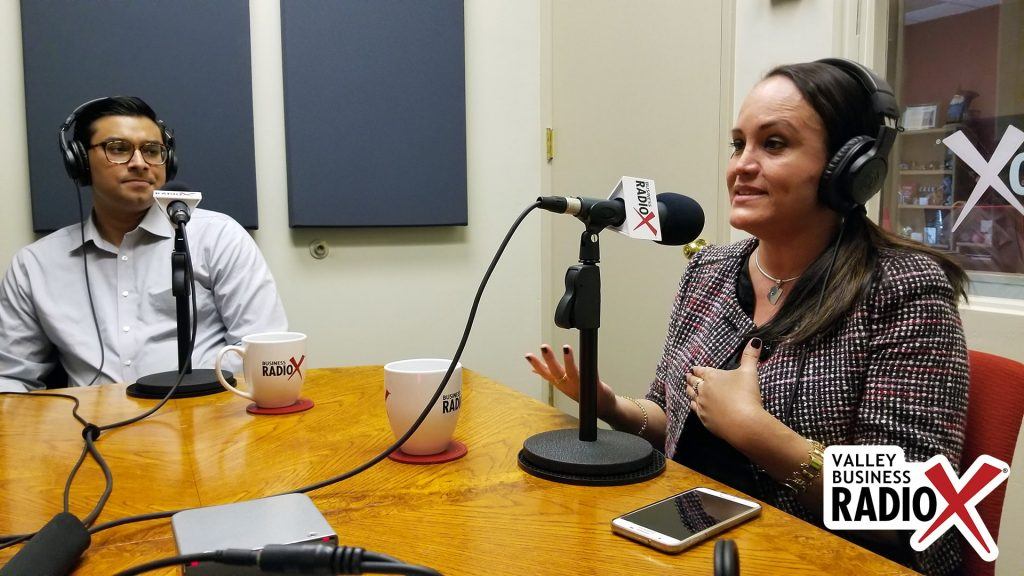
[611, 487, 761, 553]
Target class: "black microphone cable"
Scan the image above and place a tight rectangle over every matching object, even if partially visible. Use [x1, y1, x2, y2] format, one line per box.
[280, 199, 541, 496]
[0, 195, 202, 549]
[112, 544, 442, 576]
[0, 392, 89, 550]
[55, 223, 201, 528]
[83, 200, 542, 539]
[0, 180, 112, 551]
[77, 180, 108, 390]
[0, 182, 195, 575]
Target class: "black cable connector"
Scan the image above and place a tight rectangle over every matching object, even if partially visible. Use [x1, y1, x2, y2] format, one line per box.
[258, 544, 359, 574]
[256, 544, 441, 575]
[112, 544, 442, 576]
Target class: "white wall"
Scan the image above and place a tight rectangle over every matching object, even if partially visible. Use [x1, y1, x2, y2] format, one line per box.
[733, 0, 838, 114]
[729, 0, 839, 244]
[0, 0, 547, 398]
[246, 2, 546, 398]
[0, 0, 33, 271]
[545, 0, 731, 412]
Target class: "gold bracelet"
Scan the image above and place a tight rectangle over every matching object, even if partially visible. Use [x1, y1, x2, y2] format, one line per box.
[783, 439, 825, 494]
[621, 396, 648, 437]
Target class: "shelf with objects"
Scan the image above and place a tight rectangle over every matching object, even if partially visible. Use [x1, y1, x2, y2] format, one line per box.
[892, 123, 967, 252]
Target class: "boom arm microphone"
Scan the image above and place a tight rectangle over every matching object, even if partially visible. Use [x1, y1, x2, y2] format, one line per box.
[537, 192, 704, 246]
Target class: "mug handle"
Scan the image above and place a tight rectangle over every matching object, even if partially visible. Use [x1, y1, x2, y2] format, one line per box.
[215, 345, 253, 401]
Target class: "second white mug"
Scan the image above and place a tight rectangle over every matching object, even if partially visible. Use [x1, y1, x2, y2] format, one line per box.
[384, 358, 462, 455]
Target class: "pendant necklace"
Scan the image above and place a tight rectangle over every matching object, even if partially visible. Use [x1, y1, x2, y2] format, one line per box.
[753, 249, 801, 306]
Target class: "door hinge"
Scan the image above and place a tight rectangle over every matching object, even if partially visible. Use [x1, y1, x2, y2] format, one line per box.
[546, 127, 554, 162]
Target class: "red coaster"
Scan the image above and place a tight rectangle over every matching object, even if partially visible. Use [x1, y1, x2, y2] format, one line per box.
[246, 397, 315, 415]
[388, 441, 468, 464]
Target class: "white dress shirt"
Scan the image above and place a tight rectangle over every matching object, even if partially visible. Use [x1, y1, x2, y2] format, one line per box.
[0, 203, 287, 391]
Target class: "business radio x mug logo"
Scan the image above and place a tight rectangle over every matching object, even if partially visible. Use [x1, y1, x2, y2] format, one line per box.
[944, 124, 1024, 232]
[260, 354, 305, 380]
[824, 445, 1010, 562]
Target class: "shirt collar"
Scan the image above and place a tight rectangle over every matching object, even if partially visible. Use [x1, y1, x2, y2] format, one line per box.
[79, 212, 103, 250]
[72, 203, 174, 254]
[137, 202, 175, 239]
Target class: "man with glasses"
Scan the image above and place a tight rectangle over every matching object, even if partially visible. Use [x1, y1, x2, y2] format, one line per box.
[0, 96, 287, 391]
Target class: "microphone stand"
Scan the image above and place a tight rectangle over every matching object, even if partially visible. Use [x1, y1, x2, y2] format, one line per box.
[127, 214, 234, 398]
[518, 221, 665, 485]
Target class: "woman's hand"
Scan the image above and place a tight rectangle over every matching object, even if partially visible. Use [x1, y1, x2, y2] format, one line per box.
[684, 338, 767, 447]
[524, 344, 617, 420]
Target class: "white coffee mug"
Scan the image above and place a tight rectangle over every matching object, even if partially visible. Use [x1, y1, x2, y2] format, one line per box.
[216, 332, 307, 408]
[384, 359, 462, 455]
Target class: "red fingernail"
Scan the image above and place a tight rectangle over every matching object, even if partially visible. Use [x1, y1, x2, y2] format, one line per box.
[751, 337, 762, 349]
[562, 345, 570, 354]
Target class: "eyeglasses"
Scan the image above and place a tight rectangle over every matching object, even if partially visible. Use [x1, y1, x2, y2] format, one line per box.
[88, 139, 169, 166]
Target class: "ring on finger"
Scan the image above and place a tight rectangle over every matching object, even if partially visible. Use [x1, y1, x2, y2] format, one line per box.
[692, 377, 704, 396]
[556, 374, 568, 386]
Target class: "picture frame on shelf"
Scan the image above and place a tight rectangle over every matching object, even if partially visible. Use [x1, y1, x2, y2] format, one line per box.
[902, 103, 938, 131]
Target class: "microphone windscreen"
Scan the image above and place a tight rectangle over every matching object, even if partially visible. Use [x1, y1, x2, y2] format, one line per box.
[161, 180, 191, 192]
[655, 193, 705, 246]
[0, 513, 91, 576]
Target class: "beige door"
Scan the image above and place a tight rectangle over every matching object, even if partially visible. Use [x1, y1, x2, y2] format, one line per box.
[547, 1, 734, 413]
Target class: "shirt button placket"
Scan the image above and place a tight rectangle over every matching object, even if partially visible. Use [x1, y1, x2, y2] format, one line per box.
[117, 241, 138, 380]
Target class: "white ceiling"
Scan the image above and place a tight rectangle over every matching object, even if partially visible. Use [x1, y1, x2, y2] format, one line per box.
[904, 0, 1001, 25]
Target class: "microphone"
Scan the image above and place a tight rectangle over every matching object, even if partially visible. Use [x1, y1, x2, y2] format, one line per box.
[524, 179, 705, 487]
[127, 179, 228, 400]
[537, 192, 704, 246]
[153, 181, 202, 227]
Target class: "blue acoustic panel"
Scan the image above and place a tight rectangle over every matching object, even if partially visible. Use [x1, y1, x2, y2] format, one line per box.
[21, 0, 257, 232]
[281, 0, 467, 227]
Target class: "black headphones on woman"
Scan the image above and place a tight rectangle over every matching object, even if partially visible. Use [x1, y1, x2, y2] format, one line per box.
[815, 58, 900, 214]
[58, 96, 178, 186]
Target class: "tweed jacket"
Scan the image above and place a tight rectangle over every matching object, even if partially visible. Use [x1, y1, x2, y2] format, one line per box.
[646, 237, 969, 575]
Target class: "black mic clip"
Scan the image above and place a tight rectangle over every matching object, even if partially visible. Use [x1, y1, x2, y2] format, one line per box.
[537, 196, 625, 230]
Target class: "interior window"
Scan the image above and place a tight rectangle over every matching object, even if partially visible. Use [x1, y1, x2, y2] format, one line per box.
[884, 0, 1024, 299]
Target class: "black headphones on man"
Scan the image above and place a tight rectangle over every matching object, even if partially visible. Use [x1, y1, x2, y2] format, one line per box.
[815, 58, 900, 214]
[58, 96, 178, 186]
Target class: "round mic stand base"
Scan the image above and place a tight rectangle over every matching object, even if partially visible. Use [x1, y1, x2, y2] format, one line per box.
[127, 369, 233, 399]
[518, 428, 665, 486]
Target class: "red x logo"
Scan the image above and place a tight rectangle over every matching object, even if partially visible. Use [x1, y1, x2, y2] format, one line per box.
[288, 354, 305, 381]
[632, 208, 657, 234]
[913, 456, 1007, 560]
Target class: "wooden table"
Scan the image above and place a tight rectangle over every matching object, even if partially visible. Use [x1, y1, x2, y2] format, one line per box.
[0, 367, 913, 575]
